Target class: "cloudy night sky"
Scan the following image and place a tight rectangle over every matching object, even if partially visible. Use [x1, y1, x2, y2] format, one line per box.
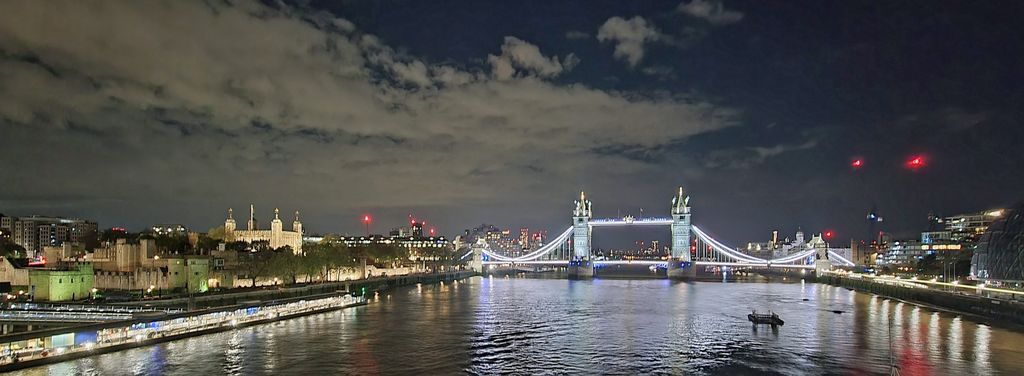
[1, 0, 1022, 245]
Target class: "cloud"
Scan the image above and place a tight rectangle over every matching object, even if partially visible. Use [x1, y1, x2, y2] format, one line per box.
[487, 36, 578, 80]
[565, 30, 590, 40]
[701, 139, 819, 169]
[676, 0, 744, 25]
[597, 16, 662, 67]
[0, 0, 738, 232]
[641, 65, 676, 80]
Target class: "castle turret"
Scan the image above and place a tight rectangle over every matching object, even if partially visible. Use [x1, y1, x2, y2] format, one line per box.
[293, 210, 303, 235]
[225, 208, 236, 233]
[224, 208, 237, 242]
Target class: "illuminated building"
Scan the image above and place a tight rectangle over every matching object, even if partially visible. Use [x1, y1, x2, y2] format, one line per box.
[150, 224, 187, 236]
[223, 205, 303, 253]
[27, 263, 95, 301]
[338, 235, 450, 249]
[4, 216, 98, 252]
[942, 209, 1004, 243]
[971, 203, 1024, 283]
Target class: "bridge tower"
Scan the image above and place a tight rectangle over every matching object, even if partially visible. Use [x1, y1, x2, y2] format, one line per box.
[814, 244, 832, 276]
[470, 238, 486, 274]
[568, 191, 594, 279]
[668, 187, 696, 280]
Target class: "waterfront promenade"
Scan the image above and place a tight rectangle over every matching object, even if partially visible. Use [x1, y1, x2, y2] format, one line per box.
[821, 272, 1024, 326]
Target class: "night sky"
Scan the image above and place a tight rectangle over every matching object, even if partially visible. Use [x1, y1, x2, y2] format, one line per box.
[1, 1, 1022, 246]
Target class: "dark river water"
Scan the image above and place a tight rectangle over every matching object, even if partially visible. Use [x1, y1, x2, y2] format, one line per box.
[13, 276, 1024, 375]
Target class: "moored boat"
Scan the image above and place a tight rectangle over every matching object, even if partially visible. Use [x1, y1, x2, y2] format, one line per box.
[748, 310, 784, 326]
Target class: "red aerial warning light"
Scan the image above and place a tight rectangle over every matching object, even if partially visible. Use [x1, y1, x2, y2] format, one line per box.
[906, 156, 925, 170]
[851, 159, 863, 168]
[824, 230, 834, 240]
[362, 215, 371, 223]
[429, 227, 436, 236]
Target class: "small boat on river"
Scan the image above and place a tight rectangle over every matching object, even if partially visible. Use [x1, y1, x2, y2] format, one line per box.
[748, 310, 784, 326]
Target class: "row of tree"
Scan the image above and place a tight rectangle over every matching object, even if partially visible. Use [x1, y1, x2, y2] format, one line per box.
[235, 238, 427, 287]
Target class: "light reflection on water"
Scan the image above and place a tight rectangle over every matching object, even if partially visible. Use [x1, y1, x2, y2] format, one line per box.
[11, 277, 1024, 375]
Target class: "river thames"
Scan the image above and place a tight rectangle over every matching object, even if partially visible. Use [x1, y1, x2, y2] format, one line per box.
[12, 276, 1024, 375]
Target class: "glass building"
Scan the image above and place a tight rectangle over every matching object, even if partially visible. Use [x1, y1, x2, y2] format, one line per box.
[971, 203, 1024, 283]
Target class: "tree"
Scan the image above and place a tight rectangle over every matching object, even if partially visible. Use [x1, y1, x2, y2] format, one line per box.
[154, 234, 189, 254]
[226, 241, 250, 252]
[207, 226, 227, 241]
[238, 249, 273, 287]
[195, 235, 220, 253]
[269, 250, 301, 284]
[0, 238, 26, 259]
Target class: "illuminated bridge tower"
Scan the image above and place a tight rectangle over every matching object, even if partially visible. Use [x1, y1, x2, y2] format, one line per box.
[568, 191, 594, 279]
[668, 186, 696, 280]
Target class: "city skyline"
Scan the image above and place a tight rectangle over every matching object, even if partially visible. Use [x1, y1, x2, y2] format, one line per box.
[2, 1, 1022, 244]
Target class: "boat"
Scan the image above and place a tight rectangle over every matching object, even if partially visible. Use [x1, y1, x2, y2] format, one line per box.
[748, 310, 785, 326]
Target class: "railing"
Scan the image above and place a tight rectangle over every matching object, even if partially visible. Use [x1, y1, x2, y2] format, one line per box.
[0, 310, 135, 323]
[5, 303, 183, 314]
[0, 294, 366, 367]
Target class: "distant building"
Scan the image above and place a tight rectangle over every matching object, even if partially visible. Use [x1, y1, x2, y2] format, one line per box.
[150, 224, 188, 236]
[223, 205, 303, 253]
[28, 263, 95, 302]
[4, 216, 97, 252]
[339, 235, 450, 250]
[971, 203, 1024, 284]
[740, 229, 852, 265]
[943, 209, 1004, 243]
[878, 240, 924, 268]
[0, 256, 30, 288]
[87, 238, 209, 293]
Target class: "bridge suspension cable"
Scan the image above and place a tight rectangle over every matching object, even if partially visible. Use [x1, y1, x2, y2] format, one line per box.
[479, 227, 573, 262]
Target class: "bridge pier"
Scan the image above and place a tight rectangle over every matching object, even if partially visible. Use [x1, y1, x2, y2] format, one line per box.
[667, 260, 696, 280]
[567, 260, 594, 279]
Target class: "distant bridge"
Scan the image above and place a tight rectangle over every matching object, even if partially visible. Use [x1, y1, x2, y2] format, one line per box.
[464, 188, 855, 278]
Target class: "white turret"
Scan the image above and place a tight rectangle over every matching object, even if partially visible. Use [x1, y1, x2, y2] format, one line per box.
[573, 191, 592, 219]
[293, 210, 303, 235]
[224, 208, 236, 233]
[672, 186, 690, 215]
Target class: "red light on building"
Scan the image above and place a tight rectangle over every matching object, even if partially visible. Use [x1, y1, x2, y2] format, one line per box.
[851, 159, 863, 168]
[429, 228, 436, 236]
[824, 230, 834, 240]
[363, 215, 371, 223]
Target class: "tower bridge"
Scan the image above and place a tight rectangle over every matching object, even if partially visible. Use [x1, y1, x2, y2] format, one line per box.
[466, 187, 855, 279]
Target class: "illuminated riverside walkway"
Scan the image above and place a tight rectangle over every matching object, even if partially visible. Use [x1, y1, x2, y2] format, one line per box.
[0, 293, 365, 371]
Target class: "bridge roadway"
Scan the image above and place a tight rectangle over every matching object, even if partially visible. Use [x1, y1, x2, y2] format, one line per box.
[482, 260, 816, 269]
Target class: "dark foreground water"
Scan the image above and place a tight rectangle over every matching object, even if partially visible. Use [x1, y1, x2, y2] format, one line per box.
[13, 276, 1024, 375]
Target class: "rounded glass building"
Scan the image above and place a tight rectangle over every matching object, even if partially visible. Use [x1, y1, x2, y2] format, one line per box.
[971, 202, 1024, 283]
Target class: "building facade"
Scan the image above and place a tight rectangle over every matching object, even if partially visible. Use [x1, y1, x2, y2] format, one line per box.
[3, 216, 97, 252]
[28, 263, 95, 302]
[224, 205, 303, 253]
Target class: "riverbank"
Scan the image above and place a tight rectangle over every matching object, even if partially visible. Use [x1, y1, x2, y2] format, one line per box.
[0, 270, 476, 372]
[820, 273, 1024, 326]
[110, 270, 476, 309]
